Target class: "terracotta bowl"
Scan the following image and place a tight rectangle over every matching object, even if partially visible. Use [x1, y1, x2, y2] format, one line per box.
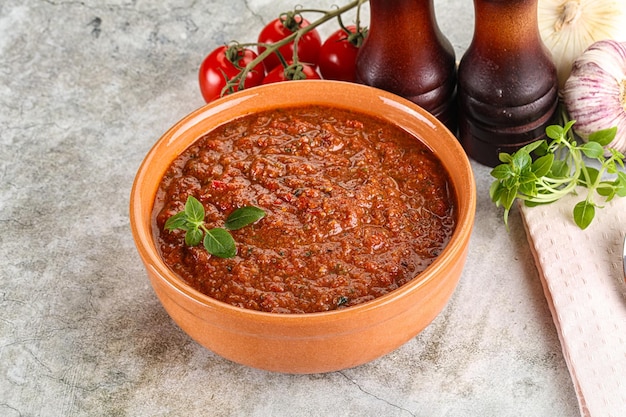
[130, 80, 476, 374]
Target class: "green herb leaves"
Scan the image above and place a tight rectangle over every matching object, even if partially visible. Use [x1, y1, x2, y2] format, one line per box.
[490, 121, 626, 230]
[202, 228, 236, 258]
[164, 196, 266, 258]
[224, 206, 266, 230]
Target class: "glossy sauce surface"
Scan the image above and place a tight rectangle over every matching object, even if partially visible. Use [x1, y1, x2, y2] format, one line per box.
[154, 105, 456, 313]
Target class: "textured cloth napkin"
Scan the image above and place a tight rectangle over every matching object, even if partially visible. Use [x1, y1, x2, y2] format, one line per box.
[519, 188, 626, 417]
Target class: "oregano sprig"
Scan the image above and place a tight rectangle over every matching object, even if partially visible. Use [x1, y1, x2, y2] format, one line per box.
[164, 196, 266, 258]
[490, 120, 626, 230]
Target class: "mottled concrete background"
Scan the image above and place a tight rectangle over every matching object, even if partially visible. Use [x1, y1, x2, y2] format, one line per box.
[0, 1, 579, 416]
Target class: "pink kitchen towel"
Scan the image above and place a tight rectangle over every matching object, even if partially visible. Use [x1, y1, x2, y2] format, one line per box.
[519, 188, 626, 417]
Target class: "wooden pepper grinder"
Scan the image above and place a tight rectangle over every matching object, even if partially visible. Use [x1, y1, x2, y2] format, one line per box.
[457, 0, 559, 167]
[355, 0, 457, 132]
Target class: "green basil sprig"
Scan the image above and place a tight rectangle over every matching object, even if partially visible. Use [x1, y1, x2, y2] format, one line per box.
[165, 196, 265, 258]
[490, 120, 626, 230]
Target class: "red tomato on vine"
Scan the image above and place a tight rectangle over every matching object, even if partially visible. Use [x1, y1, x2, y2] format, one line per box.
[318, 25, 366, 82]
[257, 12, 322, 72]
[262, 63, 321, 84]
[198, 44, 265, 103]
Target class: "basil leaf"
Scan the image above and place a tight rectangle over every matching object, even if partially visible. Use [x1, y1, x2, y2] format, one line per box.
[581, 142, 604, 159]
[185, 228, 203, 246]
[185, 196, 205, 224]
[498, 153, 513, 163]
[501, 186, 518, 211]
[531, 153, 554, 178]
[489, 181, 505, 203]
[573, 201, 595, 230]
[588, 126, 617, 147]
[225, 206, 266, 230]
[518, 173, 537, 196]
[582, 167, 600, 186]
[490, 164, 514, 180]
[550, 159, 569, 178]
[596, 184, 615, 198]
[203, 228, 237, 258]
[165, 211, 189, 231]
[615, 172, 626, 197]
[512, 150, 532, 171]
[545, 125, 563, 140]
[519, 139, 545, 155]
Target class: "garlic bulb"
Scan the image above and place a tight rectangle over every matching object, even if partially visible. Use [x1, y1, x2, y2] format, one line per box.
[562, 39, 626, 153]
[538, 0, 626, 89]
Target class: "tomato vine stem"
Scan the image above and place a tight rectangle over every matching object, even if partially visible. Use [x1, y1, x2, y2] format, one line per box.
[222, 0, 368, 95]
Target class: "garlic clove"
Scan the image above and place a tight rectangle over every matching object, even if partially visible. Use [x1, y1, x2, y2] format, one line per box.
[538, 0, 626, 89]
[562, 39, 626, 153]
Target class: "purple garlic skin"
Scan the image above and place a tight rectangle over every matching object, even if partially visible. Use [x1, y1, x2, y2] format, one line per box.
[563, 39, 626, 153]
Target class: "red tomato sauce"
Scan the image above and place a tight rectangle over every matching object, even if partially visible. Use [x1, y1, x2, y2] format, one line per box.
[154, 105, 456, 314]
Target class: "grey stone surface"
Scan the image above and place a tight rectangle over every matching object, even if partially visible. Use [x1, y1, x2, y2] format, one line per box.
[0, 1, 580, 416]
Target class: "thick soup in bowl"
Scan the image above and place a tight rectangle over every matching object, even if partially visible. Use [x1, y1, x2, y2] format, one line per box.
[153, 105, 456, 314]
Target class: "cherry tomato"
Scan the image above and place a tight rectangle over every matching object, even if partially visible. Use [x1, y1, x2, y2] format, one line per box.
[257, 13, 322, 73]
[262, 63, 321, 84]
[318, 26, 365, 82]
[198, 45, 265, 103]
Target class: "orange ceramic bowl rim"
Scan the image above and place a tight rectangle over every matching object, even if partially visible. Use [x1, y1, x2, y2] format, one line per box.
[130, 80, 476, 373]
